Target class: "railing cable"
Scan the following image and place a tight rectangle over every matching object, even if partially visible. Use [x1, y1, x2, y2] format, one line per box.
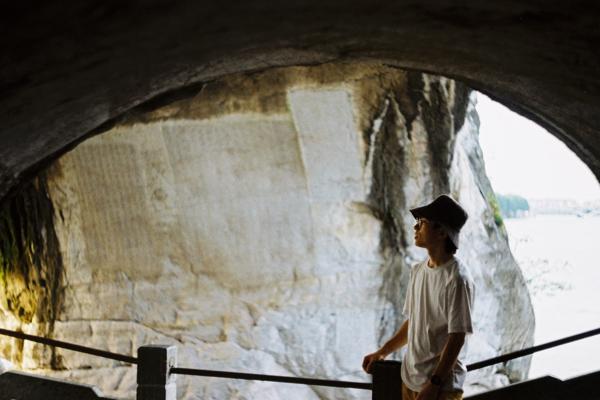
[467, 326, 600, 371]
[170, 367, 372, 390]
[0, 328, 137, 365]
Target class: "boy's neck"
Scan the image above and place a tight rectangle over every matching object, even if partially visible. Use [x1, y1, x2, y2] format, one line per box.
[426, 246, 454, 268]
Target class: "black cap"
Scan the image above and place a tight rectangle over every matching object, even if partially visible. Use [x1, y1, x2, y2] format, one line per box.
[409, 194, 468, 248]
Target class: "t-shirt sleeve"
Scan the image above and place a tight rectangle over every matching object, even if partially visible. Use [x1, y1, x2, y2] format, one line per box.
[446, 277, 474, 334]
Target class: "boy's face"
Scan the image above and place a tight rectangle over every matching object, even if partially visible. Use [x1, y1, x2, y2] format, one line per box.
[413, 218, 446, 249]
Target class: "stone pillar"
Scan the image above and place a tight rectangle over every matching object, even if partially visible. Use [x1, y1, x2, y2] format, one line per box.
[372, 360, 403, 400]
[136, 345, 177, 400]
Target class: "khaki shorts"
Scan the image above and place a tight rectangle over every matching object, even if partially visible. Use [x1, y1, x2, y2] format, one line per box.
[401, 382, 463, 400]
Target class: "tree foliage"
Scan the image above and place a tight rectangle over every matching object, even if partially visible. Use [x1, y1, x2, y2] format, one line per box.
[496, 193, 530, 218]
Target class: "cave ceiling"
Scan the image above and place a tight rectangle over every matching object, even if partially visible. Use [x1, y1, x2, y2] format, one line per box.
[1, 0, 600, 203]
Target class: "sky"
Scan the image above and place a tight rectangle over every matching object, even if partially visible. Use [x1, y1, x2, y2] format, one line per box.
[475, 93, 600, 202]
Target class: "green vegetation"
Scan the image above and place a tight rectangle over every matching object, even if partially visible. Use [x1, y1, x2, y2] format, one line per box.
[487, 194, 504, 228]
[496, 193, 530, 218]
[0, 200, 27, 281]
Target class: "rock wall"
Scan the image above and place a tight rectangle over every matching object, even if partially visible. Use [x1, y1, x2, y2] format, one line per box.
[0, 64, 534, 399]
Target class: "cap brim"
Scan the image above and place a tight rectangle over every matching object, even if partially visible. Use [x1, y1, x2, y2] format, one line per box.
[409, 206, 429, 220]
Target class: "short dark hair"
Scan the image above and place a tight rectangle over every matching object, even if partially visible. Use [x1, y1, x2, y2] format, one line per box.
[432, 221, 458, 254]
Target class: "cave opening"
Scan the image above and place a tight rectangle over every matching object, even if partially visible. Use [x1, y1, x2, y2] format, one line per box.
[476, 93, 600, 383]
[3, 3, 600, 399]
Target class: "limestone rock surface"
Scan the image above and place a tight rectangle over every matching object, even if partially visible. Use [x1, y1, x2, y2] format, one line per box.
[1, 64, 534, 399]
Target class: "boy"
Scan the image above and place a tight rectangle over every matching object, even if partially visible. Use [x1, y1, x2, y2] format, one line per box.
[362, 195, 475, 400]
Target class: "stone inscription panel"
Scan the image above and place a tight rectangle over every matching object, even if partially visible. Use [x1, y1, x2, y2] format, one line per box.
[69, 142, 154, 278]
[162, 115, 315, 288]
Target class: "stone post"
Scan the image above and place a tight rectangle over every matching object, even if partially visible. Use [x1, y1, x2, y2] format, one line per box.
[136, 345, 177, 400]
[372, 360, 403, 400]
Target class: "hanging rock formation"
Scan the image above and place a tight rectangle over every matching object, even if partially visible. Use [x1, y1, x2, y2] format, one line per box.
[0, 173, 64, 368]
[0, 64, 534, 399]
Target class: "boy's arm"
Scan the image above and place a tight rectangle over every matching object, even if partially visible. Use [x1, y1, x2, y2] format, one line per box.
[416, 332, 466, 400]
[380, 319, 410, 355]
[432, 332, 466, 380]
[362, 319, 409, 373]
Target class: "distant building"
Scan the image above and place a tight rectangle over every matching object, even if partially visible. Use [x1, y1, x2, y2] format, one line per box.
[528, 198, 600, 216]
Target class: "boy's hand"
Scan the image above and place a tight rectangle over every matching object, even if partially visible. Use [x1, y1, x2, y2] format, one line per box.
[362, 350, 385, 374]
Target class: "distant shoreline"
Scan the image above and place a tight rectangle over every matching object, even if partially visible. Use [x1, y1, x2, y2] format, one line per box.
[503, 211, 600, 219]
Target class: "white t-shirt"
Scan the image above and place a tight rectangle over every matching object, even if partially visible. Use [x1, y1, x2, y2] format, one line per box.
[401, 256, 475, 392]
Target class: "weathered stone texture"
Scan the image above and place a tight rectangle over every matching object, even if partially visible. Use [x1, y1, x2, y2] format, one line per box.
[2, 1, 600, 211]
[1, 65, 534, 399]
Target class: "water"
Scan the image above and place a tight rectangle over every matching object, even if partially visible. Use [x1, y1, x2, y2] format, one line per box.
[504, 214, 600, 380]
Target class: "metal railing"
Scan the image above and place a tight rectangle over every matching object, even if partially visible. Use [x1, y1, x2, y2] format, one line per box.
[170, 366, 372, 390]
[1, 326, 600, 399]
[466, 326, 600, 371]
[0, 328, 137, 365]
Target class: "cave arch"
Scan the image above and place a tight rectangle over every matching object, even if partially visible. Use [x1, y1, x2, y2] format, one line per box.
[2, 1, 600, 202]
